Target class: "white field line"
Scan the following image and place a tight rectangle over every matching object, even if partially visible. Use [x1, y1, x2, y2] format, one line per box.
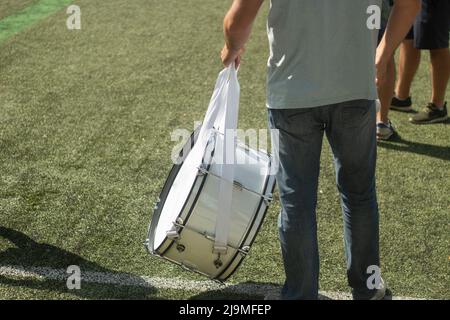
[0, 265, 424, 300]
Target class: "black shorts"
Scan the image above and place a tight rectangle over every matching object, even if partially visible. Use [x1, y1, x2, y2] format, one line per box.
[379, 0, 450, 49]
[411, 0, 450, 49]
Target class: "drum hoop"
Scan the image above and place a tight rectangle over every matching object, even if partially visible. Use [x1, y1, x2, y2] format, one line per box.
[217, 159, 277, 281]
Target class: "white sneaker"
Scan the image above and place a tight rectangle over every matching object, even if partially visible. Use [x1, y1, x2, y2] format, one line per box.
[376, 120, 396, 141]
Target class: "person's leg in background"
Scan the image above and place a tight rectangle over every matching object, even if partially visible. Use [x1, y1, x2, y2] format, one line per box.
[410, 0, 449, 124]
[392, 38, 421, 111]
[377, 55, 397, 140]
[268, 107, 324, 300]
[325, 100, 385, 300]
[376, 0, 400, 140]
[429, 48, 450, 109]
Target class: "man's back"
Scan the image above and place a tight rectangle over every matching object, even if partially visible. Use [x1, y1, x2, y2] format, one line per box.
[267, 0, 382, 109]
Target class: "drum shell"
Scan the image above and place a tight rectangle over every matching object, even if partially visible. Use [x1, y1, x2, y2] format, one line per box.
[147, 132, 276, 281]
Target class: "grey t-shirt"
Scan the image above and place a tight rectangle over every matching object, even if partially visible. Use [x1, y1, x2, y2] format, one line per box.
[266, 0, 382, 109]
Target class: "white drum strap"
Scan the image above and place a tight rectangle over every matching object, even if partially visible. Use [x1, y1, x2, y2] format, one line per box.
[164, 67, 230, 239]
[173, 65, 239, 254]
[213, 65, 239, 254]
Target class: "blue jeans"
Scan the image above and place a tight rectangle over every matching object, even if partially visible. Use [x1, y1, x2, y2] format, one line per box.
[268, 99, 380, 300]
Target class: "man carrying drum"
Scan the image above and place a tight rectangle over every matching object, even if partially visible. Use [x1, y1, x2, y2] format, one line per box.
[220, 0, 420, 299]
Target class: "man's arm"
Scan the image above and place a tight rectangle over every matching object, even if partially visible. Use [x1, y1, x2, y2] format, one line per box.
[221, 0, 264, 67]
[376, 0, 421, 84]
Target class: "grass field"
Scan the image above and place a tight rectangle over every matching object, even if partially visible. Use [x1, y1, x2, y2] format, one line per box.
[0, 0, 449, 300]
[0, 0, 38, 20]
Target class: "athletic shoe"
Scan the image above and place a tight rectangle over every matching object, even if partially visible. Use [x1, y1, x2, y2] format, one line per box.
[376, 120, 397, 141]
[391, 96, 413, 112]
[410, 102, 448, 124]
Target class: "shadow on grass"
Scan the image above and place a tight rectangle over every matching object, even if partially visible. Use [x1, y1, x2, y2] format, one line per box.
[188, 282, 267, 300]
[188, 282, 333, 300]
[0, 226, 158, 299]
[0, 227, 341, 300]
[378, 136, 450, 162]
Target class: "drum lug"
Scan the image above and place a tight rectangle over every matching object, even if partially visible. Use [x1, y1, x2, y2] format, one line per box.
[198, 163, 208, 174]
[174, 217, 184, 227]
[166, 218, 185, 240]
[263, 194, 273, 206]
[166, 230, 180, 240]
[153, 197, 161, 211]
[203, 232, 215, 242]
[238, 246, 251, 256]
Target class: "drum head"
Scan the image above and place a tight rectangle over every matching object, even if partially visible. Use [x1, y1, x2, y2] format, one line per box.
[149, 128, 205, 251]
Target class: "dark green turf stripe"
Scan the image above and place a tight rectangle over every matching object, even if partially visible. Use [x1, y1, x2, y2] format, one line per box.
[0, 0, 72, 43]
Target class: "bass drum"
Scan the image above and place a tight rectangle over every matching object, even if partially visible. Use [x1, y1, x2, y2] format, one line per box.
[146, 128, 276, 282]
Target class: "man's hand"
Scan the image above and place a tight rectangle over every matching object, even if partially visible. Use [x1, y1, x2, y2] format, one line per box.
[221, 0, 264, 68]
[221, 45, 244, 68]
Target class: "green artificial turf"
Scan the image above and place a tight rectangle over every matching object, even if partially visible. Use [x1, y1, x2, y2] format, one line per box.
[0, 0, 449, 300]
[0, 0, 39, 20]
[0, 279, 255, 300]
[0, 0, 72, 43]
